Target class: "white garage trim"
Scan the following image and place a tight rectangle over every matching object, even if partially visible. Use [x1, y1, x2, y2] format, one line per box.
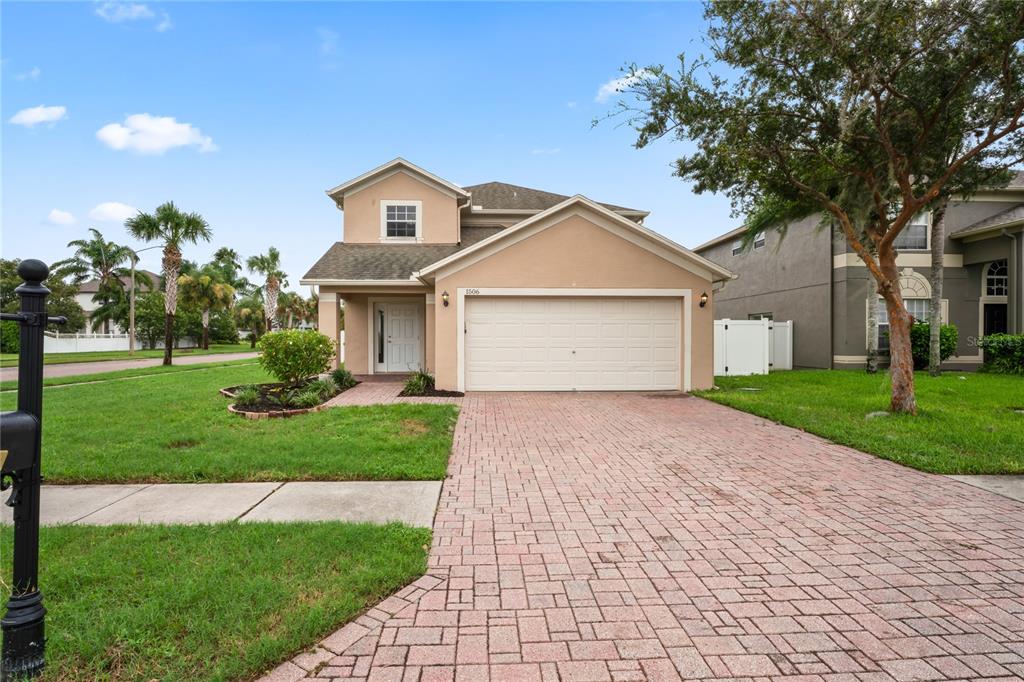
[456, 288, 692, 392]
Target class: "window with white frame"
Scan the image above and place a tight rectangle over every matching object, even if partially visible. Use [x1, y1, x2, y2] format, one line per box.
[877, 298, 929, 352]
[753, 231, 766, 249]
[381, 201, 421, 240]
[731, 239, 742, 256]
[893, 213, 929, 251]
[985, 259, 1008, 296]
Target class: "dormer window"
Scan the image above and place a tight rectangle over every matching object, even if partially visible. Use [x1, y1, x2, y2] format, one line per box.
[381, 200, 422, 241]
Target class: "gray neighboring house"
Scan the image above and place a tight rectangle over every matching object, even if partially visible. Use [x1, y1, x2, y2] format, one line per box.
[693, 173, 1024, 370]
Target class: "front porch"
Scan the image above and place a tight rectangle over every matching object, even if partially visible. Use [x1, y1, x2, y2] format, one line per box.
[318, 288, 434, 376]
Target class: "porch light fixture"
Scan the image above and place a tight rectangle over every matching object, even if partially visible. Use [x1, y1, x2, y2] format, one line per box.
[699, 291, 708, 308]
[442, 291, 450, 307]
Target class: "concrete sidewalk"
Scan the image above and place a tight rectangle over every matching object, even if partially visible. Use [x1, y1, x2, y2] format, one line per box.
[0, 481, 441, 527]
[0, 351, 258, 382]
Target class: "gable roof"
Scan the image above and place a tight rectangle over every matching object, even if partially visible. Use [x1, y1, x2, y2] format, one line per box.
[464, 181, 646, 216]
[326, 158, 471, 209]
[414, 195, 733, 283]
[951, 203, 1024, 239]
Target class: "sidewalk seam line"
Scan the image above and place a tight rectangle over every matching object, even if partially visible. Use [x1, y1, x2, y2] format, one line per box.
[71, 484, 154, 524]
[236, 481, 287, 521]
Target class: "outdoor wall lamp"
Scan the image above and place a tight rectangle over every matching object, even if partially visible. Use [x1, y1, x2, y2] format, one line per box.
[699, 291, 708, 308]
[442, 291, 450, 307]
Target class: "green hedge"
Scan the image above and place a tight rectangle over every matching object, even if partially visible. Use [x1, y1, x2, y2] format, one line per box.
[0, 320, 19, 354]
[978, 334, 1024, 375]
[909, 322, 958, 370]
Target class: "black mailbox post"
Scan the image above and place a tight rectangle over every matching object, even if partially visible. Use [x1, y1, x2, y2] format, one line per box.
[0, 259, 64, 680]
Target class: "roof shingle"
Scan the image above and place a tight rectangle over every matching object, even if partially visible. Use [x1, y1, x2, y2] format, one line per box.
[464, 182, 643, 214]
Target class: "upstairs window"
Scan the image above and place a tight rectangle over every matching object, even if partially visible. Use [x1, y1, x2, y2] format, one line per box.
[753, 231, 766, 249]
[731, 239, 742, 256]
[893, 213, 929, 251]
[986, 259, 1008, 296]
[381, 200, 421, 240]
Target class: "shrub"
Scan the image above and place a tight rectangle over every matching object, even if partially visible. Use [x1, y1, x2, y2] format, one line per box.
[292, 389, 323, 409]
[403, 370, 435, 396]
[307, 377, 339, 400]
[330, 367, 357, 390]
[256, 329, 335, 387]
[909, 322, 958, 370]
[1, 320, 19, 354]
[233, 385, 260, 407]
[978, 334, 1024, 375]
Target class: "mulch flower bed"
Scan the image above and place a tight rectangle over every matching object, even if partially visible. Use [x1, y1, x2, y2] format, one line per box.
[398, 387, 465, 398]
[221, 378, 358, 419]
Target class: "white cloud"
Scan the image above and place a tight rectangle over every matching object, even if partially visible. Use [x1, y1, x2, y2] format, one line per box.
[317, 27, 338, 56]
[9, 105, 67, 128]
[47, 209, 75, 225]
[594, 69, 651, 103]
[15, 67, 41, 81]
[96, 113, 217, 154]
[95, 2, 154, 22]
[89, 201, 139, 222]
[530, 148, 561, 156]
[156, 12, 172, 32]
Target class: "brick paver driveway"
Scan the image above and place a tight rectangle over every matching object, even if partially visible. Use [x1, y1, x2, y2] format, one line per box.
[271, 393, 1024, 682]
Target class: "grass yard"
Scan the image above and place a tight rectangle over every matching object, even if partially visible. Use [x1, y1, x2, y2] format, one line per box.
[0, 364, 458, 483]
[0, 342, 252, 368]
[0, 357, 259, 391]
[2, 522, 429, 682]
[698, 369, 1024, 475]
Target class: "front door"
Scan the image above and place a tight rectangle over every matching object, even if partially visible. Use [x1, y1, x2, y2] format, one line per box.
[984, 303, 1008, 336]
[377, 302, 421, 373]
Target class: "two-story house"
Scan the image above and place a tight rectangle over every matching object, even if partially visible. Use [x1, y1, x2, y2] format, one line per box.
[693, 173, 1024, 369]
[301, 158, 732, 392]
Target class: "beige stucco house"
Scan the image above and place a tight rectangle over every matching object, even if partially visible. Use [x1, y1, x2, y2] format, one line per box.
[301, 159, 732, 392]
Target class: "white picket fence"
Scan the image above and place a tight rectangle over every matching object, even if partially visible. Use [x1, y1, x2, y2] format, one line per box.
[714, 319, 793, 376]
[43, 332, 198, 354]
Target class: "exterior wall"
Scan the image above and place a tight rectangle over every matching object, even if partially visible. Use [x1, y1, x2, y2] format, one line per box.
[432, 213, 716, 392]
[342, 171, 461, 244]
[317, 292, 341, 369]
[696, 216, 833, 368]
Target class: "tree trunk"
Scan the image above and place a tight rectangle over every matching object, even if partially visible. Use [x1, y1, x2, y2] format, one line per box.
[878, 246, 916, 414]
[866, 282, 879, 374]
[163, 313, 174, 365]
[928, 200, 948, 376]
[202, 308, 210, 350]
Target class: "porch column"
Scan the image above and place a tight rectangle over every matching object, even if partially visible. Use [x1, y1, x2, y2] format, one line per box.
[318, 290, 341, 369]
[1009, 230, 1024, 334]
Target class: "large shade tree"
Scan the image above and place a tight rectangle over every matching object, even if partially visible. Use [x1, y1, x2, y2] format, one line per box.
[247, 247, 287, 333]
[125, 202, 212, 365]
[618, 0, 1024, 413]
[178, 268, 235, 349]
[52, 228, 140, 333]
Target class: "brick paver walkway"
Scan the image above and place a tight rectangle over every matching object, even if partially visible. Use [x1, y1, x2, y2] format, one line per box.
[265, 392, 1024, 682]
[324, 380, 462, 407]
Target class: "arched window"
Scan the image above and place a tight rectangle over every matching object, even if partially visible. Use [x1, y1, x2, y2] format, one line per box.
[986, 260, 1008, 297]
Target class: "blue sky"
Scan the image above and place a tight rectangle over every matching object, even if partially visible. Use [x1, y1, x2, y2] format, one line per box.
[2, 1, 734, 293]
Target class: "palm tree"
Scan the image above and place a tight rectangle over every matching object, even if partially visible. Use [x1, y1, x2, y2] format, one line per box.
[235, 294, 266, 347]
[125, 202, 212, 365]
[52, 228, 139, 334]
[178, 268, 235, 349]
[247, 247, 287, 333]
[209, 247, 252, 297]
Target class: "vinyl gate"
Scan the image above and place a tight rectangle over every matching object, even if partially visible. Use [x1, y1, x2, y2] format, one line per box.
[713, 319, 793, 376]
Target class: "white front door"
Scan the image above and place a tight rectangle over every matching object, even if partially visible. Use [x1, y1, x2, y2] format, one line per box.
[377, 302, 421, 373]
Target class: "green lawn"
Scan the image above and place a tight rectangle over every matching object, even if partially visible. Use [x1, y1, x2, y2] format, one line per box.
[698, 369, 1024, 474]
[0, 342, 252, 368]
[5, 522, 429, 682]
[0, 357, 259, 391]
[0, 364, 458, 483]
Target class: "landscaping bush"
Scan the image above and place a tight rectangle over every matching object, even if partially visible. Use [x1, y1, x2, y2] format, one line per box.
[293, 388, 324, 409]
[403, 370, 435, 396]
[233, 385, 260, 407]
[308, 377, 339, 400]
[978, 333, 1024, 375]
[0, 320, 19, 354]
[257, 329, 334, 387]
[331, 367, 357, 390]
[909, 322, 958, 370]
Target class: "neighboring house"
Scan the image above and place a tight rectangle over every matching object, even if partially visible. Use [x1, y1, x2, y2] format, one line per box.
[302, 158, 732, 392]
[693, 173, 1024, 369]
[75, 270, 160, 333]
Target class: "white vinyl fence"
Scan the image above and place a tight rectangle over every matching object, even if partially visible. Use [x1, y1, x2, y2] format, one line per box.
[43, 332, 198, 354]
[714, 319, 793, 376]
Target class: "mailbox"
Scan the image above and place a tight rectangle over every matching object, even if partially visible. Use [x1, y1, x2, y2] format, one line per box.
[0, 411, 39, 475]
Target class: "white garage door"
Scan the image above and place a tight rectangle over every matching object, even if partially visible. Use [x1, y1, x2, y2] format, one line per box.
[465, 297, 680, 391]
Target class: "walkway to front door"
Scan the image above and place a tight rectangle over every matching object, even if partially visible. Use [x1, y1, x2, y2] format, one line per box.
[266, 393, 1024, 681]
